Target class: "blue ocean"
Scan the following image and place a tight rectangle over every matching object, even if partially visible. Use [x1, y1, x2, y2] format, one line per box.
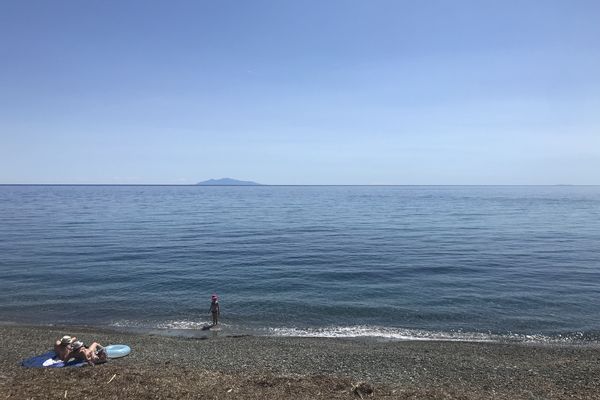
[1, 185, 599, 343]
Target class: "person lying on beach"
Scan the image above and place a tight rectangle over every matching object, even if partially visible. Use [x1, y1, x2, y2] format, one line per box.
[54, 335, 76, 361]
[71, 340, 107, 366]
[209, 294, 220, 325]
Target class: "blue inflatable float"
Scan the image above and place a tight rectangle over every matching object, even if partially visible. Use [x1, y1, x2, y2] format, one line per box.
[105, 344, 131, 358]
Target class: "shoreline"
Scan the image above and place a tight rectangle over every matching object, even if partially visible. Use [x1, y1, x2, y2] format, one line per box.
[2, 320, 598, 348]
[2, 324, 600, 399]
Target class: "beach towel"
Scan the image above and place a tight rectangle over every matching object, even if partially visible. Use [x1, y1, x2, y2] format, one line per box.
[21, 351, 87, 368]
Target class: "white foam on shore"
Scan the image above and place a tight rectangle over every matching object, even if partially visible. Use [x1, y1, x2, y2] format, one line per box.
[156, 320, 210, 330]
[110, 319, 221, 330]
[267, 326, 498, 342]
[267, 326, 591, 344]
[108, 319, 594, 344]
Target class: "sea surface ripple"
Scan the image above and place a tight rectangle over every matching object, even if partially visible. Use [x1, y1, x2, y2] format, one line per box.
[1, 185, 599, 343]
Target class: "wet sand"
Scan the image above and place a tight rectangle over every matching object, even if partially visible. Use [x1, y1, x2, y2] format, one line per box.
[1, 324, 599, 399]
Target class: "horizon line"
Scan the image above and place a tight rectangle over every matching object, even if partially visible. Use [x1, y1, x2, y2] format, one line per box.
[0, 183, 597, 187]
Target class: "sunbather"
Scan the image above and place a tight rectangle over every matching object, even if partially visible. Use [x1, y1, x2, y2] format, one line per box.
[71, 340, 107, 366]
[54, 335, 76, 361]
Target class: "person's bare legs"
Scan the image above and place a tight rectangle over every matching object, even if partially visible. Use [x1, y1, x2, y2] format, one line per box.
[87, 342, 101, 352]
[87, 342, 107, 363]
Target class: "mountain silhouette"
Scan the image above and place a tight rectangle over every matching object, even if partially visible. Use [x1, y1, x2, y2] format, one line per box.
[196, 178, 261, 186]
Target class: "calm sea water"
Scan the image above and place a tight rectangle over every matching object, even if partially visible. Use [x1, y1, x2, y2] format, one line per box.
[1, 185, 599, 343]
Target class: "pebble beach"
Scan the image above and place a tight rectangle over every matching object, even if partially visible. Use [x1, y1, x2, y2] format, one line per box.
[1, 325, 599, 399]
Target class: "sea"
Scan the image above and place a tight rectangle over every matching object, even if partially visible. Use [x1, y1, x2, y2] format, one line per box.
[1, 185, 599, 344]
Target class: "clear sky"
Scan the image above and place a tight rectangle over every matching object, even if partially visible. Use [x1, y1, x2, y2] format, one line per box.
[1, 1, 599, 184]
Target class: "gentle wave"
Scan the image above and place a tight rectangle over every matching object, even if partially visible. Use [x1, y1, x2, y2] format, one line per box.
[108, 319, 595, 344]
[267, 327, 595, 344]
[110, 319, 220, 330]
[268, 326, 498, 342]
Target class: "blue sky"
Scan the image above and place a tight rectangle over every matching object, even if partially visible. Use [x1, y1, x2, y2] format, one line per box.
[1, 1, 599, 184]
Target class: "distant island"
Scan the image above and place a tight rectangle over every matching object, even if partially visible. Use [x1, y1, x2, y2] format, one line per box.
[196, 178, 262, 186]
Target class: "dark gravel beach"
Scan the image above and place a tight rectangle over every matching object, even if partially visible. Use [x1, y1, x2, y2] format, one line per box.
[1, 325, 599, 399]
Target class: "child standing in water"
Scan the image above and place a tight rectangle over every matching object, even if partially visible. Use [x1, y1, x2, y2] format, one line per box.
[209, 294, 220, 325]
